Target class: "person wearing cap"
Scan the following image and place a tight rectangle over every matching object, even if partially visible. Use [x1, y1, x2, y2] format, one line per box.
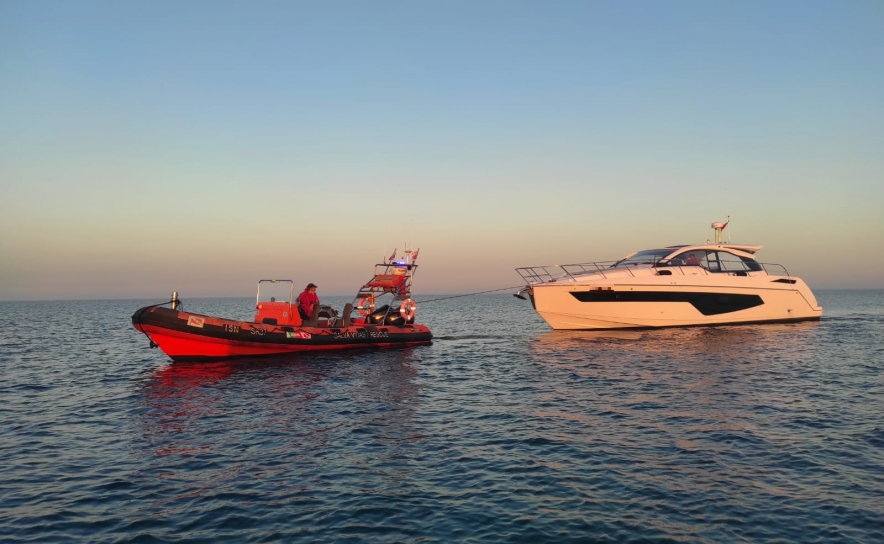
[297, 283, 320, 320]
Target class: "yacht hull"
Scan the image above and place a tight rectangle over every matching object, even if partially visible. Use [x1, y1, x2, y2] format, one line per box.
[530, 280, 822, 330]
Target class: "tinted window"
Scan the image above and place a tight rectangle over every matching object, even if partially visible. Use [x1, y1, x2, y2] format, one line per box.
[712, 251, 762, 272]
[741, 256, 763, 271]
[705, 252, 720, 271]
[612, 249, 674, 267]
[717, 251, 748, 272]
[670, 250, 709, 267]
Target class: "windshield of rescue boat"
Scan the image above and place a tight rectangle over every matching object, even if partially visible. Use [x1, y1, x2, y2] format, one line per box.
[611, 249, 674, 268]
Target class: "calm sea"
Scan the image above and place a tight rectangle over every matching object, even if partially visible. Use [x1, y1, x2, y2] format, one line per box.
[1, 291, 882, 543]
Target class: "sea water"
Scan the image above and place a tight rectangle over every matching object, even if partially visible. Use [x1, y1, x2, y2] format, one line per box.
[1, 291, 882, 542]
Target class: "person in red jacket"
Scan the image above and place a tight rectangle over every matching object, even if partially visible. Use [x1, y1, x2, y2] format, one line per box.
[297, 283, 320, 320]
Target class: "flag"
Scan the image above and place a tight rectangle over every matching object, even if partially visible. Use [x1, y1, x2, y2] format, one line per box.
[412, 248, 419, 261]
[388, 249, 396, 262]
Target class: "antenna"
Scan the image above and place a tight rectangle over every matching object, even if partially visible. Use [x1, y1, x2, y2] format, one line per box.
[711, 216, 730, 244]
[725, 190, 730, 242]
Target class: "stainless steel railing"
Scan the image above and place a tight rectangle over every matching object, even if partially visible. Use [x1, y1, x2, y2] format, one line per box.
[516, 260, 623, 284]
[516, 259, 791, 285]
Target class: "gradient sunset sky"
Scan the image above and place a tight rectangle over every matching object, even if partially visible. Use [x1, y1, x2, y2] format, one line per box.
[2, 1, 882, 301]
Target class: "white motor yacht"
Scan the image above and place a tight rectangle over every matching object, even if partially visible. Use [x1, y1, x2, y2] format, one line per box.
[514, 221, 822, 330]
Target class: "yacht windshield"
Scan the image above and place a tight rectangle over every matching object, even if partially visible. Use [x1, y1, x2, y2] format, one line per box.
[612, 249, 673, 267]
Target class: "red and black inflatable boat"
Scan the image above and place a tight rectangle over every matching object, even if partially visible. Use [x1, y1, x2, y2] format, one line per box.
[132, 251, 432, 361]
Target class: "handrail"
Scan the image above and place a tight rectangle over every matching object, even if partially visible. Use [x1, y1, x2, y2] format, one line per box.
[256, 279, 295, 306]
[516, 259, 792, 285]
[515, 260, 621, 285]
[760, 263, 790, 277]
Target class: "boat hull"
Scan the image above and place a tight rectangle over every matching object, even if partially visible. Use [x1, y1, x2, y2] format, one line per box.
[529, 278, 823, 330]
[132, 306, 432, 361]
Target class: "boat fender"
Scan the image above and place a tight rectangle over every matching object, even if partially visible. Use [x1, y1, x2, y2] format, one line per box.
[400, 299, 416, 322]
[358, 296, 375, 316]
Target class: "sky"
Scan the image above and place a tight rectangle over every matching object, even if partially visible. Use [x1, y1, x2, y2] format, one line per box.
[1, 0, 882, 301]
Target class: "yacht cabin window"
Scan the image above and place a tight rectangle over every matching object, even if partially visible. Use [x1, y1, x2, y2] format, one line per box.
[740, 256, 763, 271]
[612, 249, 674, 268]
[669, 251, 710, 267]
[671, 250, 762, 273]
[715, 251, 762, 272]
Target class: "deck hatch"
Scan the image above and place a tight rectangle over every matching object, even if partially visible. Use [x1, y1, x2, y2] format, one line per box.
[569, 291, 764, 316]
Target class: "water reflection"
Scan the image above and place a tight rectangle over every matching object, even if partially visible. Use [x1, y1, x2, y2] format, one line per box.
[349, 349, 422, 440]
[530, 321, 822, 361]
[138, 350, 424, 461]
[332, 349, 424, 488]
[131, 349, 427, 521]
[526, 322, 823, 458]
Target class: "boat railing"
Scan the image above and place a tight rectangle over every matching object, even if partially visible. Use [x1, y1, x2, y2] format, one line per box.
[704, 257, 791, 277]
[256, 279, 295, 305]
[517, 259, 793, 285]
[516, 261, 624, 284]
[760, 263, 790, 276]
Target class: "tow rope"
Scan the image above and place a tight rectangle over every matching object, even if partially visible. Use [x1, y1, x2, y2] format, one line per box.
[412, 285, 524, 304]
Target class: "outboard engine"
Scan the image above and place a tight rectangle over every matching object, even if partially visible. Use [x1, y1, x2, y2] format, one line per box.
[366, 303, 409, 326]
[384, 312, 406, 326]
[318, 305, 338, 319]
[367, 305, 391, 325]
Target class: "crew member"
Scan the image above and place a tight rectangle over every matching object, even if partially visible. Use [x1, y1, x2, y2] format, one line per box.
[297, 283, 320, 319]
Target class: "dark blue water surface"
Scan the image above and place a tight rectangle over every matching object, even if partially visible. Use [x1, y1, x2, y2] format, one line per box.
[1, 291, 882, 543]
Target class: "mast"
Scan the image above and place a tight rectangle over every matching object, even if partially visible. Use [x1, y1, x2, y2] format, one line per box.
[711, 216, 730, 244]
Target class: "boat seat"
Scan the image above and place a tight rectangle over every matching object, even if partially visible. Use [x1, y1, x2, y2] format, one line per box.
[342, 303, 352, 327]
[304, 305, 321, 327]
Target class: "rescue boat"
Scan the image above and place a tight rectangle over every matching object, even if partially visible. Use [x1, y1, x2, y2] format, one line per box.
[132, 249, 432, 361]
